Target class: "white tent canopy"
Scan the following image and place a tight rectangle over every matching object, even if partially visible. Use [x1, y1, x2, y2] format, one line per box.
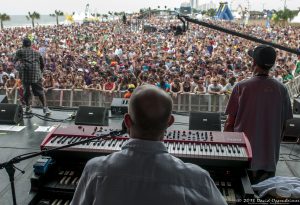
[291, 12, 300, 23]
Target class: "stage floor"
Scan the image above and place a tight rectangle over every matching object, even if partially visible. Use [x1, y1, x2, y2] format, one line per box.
[0, 108, 299, 205]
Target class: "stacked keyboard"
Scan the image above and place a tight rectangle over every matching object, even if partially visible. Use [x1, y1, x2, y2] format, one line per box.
[40, 125, 252, 167]
[29, 125, 254, 205]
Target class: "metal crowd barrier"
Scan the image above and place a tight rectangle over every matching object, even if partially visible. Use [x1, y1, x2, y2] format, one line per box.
[285, 75, 300, 98]
[23, 89, 229, 113]
[3, 75, 299, 113]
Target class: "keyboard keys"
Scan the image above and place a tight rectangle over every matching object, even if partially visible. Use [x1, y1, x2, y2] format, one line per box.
[44, 132, 250, 162]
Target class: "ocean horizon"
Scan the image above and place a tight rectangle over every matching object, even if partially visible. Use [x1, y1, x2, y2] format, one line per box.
[1, 15, 66, 28]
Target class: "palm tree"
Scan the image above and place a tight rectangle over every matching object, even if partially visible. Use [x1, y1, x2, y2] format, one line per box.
[26, 11, 40, 28]
[272, 8, 298, 25]
[103, 14, 108, 21]
[50, 10, 64, 26]
[95, 13, 101, 21]
[206, 8, 217, 18]
[0, 13, 10, 29]
[108, 11, 114, 20]
[139, 9, 145, 14]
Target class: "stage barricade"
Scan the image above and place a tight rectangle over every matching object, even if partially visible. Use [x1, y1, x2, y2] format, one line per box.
[285, 75, 300, 98]
[6, 76, 297, 112]
[29, 89, 229, 112]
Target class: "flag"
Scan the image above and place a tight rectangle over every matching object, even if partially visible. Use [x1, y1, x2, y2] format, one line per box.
[266, 18, 270, 28]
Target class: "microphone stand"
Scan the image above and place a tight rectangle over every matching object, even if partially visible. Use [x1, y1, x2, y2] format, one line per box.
[0, 129, 125, 205]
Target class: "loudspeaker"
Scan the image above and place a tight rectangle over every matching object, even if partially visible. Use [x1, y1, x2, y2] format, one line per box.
[284, 116, 300, 137]
[111, 98, 129, 115]
[293, 98, 300, 114]
[75, 106, 108, 126]
[0, 95, 8, 103]
[0, 104, 23, 124]
[189, 111, 221, 131]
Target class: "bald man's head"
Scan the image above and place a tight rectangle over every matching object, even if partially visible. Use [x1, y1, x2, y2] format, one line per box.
[124, 85, 174, 140]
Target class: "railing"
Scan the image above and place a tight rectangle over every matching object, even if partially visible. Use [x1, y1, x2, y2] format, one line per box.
[35, 89, 229, 113]
[285, 75, 300, 98]
[3, 76, 299, 113]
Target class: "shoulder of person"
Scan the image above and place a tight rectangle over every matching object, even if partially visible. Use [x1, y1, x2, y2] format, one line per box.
[84, 155, 109, 172]
[170, 155, 211, 179]
[183, 162, 211, 178]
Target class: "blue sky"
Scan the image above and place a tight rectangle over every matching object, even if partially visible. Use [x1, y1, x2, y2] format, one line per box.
[0, 0, 299, 15]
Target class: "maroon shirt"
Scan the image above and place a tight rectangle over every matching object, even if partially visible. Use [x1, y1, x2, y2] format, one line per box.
[225, 75, 293, 171]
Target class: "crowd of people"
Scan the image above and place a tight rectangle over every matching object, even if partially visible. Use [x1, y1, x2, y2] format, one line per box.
[0, 15, 300, 102]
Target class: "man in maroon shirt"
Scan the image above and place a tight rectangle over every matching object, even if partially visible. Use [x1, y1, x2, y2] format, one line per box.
[224, 45, 293, 184]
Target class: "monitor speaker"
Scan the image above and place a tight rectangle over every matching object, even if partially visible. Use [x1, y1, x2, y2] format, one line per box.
[284, 116, 300, 138]
[75, 106, 108, 126]
[293, 98, 300, 114]
[111, 98, 129, 115]
[189, 111, 221, 131]
[0, 104, 23, 124]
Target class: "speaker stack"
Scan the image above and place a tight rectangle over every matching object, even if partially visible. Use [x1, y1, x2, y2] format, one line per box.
[282, 98, 300, 143]
[293, 98, 300, 114]
[0, 95, 23, 124]
[111, 98, 129, 115]
[75, 106, 108, 126]
[189, 111, 221, 131]
[283, 115, 300, 143]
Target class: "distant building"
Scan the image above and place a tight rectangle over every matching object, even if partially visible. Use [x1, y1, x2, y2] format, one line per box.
[180, 2, 192, 15]
[190, 0, 198, 9]
[198, 1, 216, 11]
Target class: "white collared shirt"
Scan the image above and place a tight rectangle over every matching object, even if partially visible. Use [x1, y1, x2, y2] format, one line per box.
[71, 139, 226, 205]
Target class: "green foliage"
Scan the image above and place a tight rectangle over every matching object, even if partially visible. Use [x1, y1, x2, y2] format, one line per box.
[192, 8, 200, 14]
[272, 9, 298, 24]
[122, 13, 127, 24]
[50, 10, 64, 25]
[206, 8, 217, 17]
[26, 11, 40, 28]
[0, 13, 10, 29]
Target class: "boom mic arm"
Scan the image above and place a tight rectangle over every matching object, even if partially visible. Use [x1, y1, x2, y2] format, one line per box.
[175, 13, 300, 55]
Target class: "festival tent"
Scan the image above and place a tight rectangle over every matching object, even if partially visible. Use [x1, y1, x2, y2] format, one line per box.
[196, 14, 203, 20]
[73, 12, 86, 23]
[215, 2, 234, 20]
[291, 12, 300, 23]
[232, 11, 242, 19]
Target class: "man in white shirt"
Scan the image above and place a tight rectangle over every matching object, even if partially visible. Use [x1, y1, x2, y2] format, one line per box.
[114, 45, 123, 57]
[208, 78, 223, 95]
[71, 85, 226, 205]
